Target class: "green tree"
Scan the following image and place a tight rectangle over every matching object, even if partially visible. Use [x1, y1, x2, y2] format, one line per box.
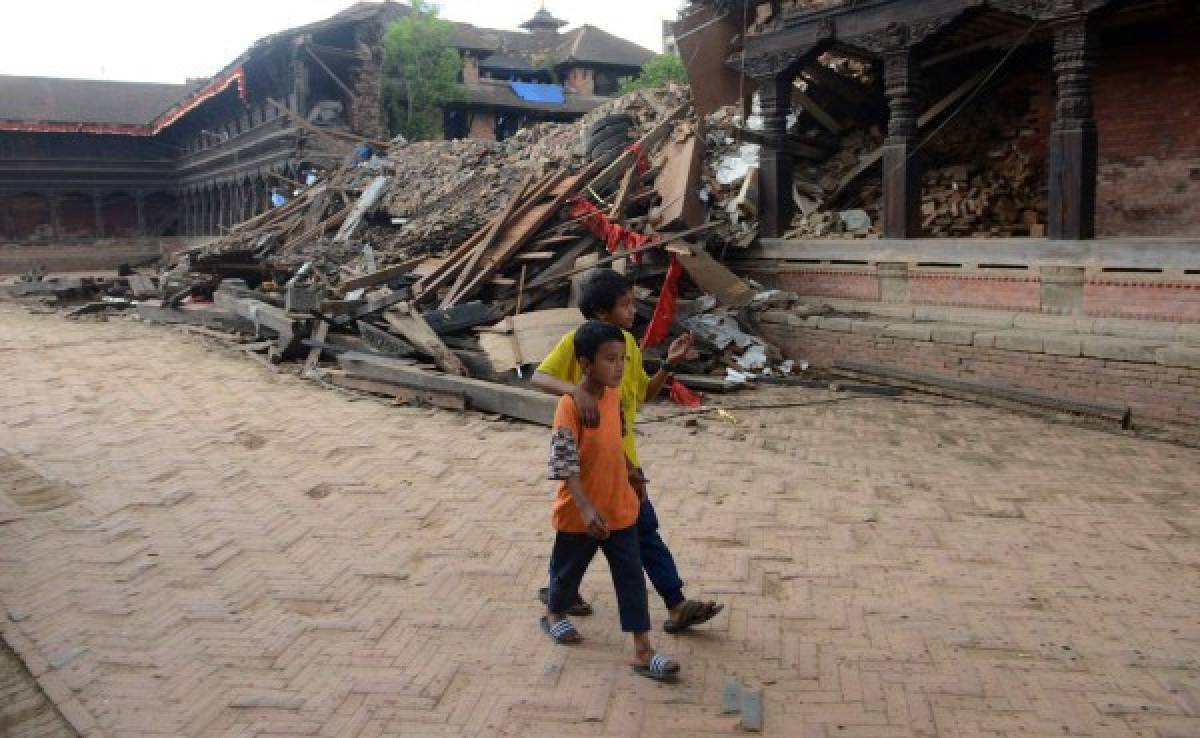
[618, 54, 688, 95]
[382, 0, 462, 141]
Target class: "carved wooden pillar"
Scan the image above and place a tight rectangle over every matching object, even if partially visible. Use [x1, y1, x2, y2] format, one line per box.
[1048, 15, 1098, 240]
[93, 194, 105, 238]
[882, 49, 922, 239]
[47, 193, 61, 240]
[756, 73, 796, 238]
[135, 192, 146, 237]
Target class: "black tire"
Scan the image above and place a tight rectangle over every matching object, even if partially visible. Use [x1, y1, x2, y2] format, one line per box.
[586, 126, 630, 156]
[585, 113, 633, 140]
[587, 134, 629, 163]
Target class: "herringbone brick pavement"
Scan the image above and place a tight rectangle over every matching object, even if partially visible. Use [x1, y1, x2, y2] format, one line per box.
[1, 303, 1198, 737]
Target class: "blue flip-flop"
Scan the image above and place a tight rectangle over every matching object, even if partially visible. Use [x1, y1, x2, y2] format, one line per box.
[540, 615, 582, 644]
[633, 653, 680, 682]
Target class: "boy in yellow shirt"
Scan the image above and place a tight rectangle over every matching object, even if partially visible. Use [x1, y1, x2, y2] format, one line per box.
[534, 268, 723, 633]
[543, 320, 680, 681]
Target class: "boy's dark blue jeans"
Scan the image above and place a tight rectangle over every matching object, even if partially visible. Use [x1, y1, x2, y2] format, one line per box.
[636, 497, 686, 611]
[547, 525, 650, 633]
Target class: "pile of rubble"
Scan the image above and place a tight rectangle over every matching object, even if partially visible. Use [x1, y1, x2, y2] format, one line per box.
[3, 84, 811, 424]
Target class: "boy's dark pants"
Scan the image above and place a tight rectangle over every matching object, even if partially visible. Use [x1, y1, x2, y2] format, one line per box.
[637, 497, 686, 611]
[547, 526, 650, 633]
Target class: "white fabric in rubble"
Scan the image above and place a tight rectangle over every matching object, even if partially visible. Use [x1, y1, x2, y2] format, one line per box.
[716, 143, 760, 185]
[734, 344, 768, 371]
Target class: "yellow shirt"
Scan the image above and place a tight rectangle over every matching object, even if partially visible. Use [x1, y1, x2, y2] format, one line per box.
[536, 328, 649, 467]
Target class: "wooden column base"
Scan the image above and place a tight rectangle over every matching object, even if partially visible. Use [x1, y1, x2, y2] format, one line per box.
[1048, 125, 1097, 240]
[882, 140, 921, 239]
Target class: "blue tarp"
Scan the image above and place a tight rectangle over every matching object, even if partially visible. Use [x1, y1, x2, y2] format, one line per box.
[510, 82, 565, 105]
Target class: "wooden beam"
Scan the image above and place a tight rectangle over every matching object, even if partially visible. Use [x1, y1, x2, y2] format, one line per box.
[440, 173, 539, 308]
[791, 85, 843, 134]
[324, 371, 467, 411]
[384, 303, 468, 376]
[338, 352, 559, 425]
[336, 256, 426, 294]
[304, 45, 357, 101]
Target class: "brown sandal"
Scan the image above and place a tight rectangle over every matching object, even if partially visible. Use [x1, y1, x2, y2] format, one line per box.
[663, 600, 723, 633]
[538, 587, 594, 616]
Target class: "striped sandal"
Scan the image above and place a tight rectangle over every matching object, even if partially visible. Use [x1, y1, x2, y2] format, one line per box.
[632, 652, 680, 682]
[540, 615, 582, 644]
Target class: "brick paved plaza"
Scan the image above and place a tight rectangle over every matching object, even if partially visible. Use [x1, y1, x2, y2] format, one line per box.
[1, 303, 1198, 737]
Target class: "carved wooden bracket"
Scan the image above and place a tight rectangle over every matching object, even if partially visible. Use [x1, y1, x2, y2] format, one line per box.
[737, 48, 811, 80]
[845, 14, 958, 54]
[988, 0, 1113, 20]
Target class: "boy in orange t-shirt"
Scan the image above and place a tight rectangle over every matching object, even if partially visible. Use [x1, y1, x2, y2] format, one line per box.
[542, 320, 680, 682]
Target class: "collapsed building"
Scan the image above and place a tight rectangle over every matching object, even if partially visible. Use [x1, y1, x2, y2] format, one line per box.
[666, 0, 1200, 429]
[3, 0, 1199, 434]
[0, 2, 653, 272]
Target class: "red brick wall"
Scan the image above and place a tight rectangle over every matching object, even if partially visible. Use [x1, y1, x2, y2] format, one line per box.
[775, 268, 880, 300]
[1084, 278, 1200, 322]
[908, 271, 1040, 311]
[1093, 13, 1200, 237]
[757, 322, 1200, 431]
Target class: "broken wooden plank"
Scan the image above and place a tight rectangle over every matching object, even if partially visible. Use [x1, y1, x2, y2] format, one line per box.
[384, 303, 468, 376]
[440, 172, 540, 309]
[651, 122, 706, 230]
[420, 301, 493, 335]
[674, 242, 756, 308]
[326, 371, 467, 411]
[356, 321, 416, 357]
[336, 256, 425, 294]
[303, 321, 330, 375]
[135, 302, 255, 333]
[476, 308, 585, 373]
[443, 170, 587, 308]
[515, 251, 557, 262]
[338, 352, 558, 425]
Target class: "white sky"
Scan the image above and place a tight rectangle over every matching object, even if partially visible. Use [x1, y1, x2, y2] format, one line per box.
[0, 1, 685, 84]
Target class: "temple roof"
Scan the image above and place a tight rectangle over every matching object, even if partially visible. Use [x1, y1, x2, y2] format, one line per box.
[450, 22, 655, 71]
[0, 75, 189, 126]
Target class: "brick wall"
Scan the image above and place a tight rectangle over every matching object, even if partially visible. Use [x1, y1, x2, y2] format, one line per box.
[757, 322, 1200, 431]
[908, 271, 1040, 311]
[1093, 14, 1200, 237]
[944, 10, 1200, 238]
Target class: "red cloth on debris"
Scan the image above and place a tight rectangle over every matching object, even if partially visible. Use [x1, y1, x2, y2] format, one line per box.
[568, 197, 650, 263]
[627, 142, 651, 177]
[668, 378, 703, 408]
[640, 254, 683, 350]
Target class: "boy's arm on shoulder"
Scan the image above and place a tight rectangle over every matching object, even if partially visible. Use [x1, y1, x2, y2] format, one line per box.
[532, 370, 577, 396]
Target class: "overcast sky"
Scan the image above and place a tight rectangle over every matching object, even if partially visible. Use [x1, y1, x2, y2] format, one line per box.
[0, 1, 685, 84]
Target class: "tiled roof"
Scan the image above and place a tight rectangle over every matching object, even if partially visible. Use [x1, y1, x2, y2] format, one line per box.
[0, 76, 189, 126]
[451, 21, 654, 71]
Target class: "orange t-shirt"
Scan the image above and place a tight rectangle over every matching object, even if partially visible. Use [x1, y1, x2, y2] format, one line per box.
[550, 389, 639, 533]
